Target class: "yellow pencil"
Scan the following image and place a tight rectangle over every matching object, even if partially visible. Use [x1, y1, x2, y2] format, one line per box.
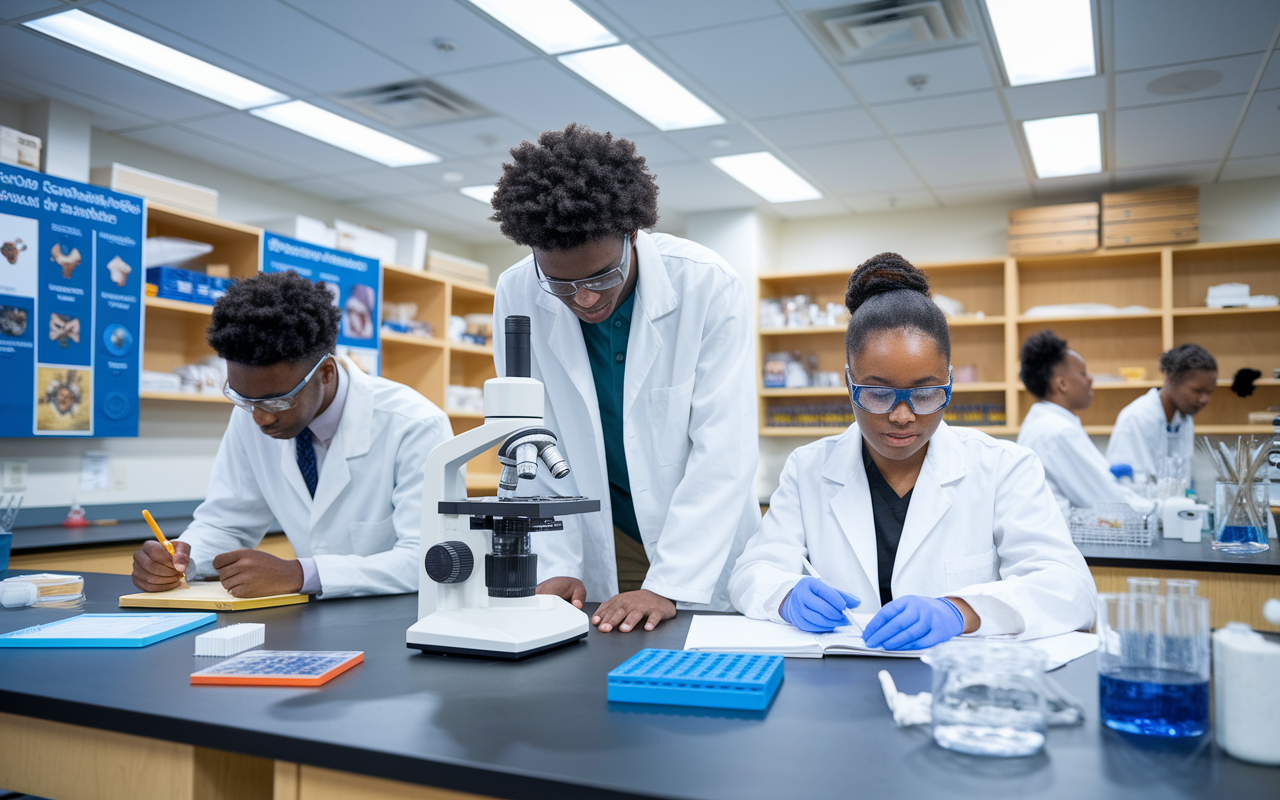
[142, 509, 187, 585]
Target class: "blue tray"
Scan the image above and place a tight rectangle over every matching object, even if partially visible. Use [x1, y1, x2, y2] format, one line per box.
[607, 649, 783, 711]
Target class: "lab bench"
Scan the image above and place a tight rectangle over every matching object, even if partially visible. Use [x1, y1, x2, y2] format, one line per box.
[0, 572, 1276, 800]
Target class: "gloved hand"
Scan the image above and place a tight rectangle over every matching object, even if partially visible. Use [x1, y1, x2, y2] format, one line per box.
[863, 595, 965, 650]
[779, 577, 860, 633]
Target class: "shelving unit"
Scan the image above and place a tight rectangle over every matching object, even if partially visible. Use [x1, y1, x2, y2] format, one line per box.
[757, 238, 1280, 442]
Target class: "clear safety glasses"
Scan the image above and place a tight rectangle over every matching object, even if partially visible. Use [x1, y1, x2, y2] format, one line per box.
[845, 365, 953, 415]
[223, 353, 331, 413]
[534, 234, 631, 297]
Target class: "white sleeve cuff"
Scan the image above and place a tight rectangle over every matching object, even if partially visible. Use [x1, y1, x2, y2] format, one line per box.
[954, 593, 1025, 637]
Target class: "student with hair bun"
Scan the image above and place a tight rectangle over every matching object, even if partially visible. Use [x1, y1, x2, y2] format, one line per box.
[729, 253, 1095, 650]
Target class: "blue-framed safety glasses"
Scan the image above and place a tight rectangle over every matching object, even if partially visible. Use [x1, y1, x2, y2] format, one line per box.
[845, 365, 953, 415]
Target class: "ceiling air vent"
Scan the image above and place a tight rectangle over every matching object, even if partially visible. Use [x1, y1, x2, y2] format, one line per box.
[807, 0, 972, 62]
[333, 80, 490, 128]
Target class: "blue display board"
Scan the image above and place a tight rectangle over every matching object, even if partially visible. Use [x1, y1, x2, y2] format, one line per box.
[0, 163, 144, 437]
[261, 232, 381, 375]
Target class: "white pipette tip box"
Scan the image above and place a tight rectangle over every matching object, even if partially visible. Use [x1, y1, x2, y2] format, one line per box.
[194, 623, 265, 657]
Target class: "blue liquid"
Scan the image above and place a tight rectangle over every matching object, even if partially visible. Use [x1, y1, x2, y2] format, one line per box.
[1214, 525, 1269, 553]
[1099, 670, 1208, 737]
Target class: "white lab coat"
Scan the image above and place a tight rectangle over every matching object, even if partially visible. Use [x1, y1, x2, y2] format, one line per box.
[730, 422, 1097, 640]
[1106, 388, 1194, 482]
[1017, 401, 1154, 515]
[179, 358, 452, 598]
[492, 231, 759, 610]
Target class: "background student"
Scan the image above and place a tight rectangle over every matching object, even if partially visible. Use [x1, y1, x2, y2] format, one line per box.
[1016, 330, 1154, 515]
[131, 271, 451, 599]
[489, 124, 759, 634]
[730, 254, 1095, 650]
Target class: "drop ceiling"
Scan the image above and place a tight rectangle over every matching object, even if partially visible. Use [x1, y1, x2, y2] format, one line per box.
[1, 0, 1278, 243]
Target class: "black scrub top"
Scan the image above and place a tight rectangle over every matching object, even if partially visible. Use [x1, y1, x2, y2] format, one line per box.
[862, 440, 912, 608]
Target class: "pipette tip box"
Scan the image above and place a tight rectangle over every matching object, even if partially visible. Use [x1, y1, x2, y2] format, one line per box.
[194, 623, 265, 656]
[607, 648, 783, 711]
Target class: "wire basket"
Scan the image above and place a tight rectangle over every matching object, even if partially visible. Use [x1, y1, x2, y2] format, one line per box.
[1068, 502, 1154, 546]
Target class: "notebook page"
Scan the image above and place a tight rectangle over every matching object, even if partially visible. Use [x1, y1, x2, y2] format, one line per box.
[683, 615, 824, 657]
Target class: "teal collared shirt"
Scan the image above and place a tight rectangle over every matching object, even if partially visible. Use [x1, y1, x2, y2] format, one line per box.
[580, 290, 641, 542]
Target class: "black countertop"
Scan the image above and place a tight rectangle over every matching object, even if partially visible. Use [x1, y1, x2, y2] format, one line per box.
[9, 517, 197, 552]
[0, 572, 1275, 800]
[1078, 533, 1280, 575]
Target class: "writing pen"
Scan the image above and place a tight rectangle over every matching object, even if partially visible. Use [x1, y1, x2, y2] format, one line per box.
[142, 509, 187, 586]
[800, 556, 863, 635]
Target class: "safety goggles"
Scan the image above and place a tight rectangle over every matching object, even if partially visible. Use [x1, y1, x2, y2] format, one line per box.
[845, 365, 953, 415]
[223, 353, 331, 413]
[534, 234, 631, 297]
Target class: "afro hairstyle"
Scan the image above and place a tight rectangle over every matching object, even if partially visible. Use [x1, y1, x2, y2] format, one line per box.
[207, 270, 340, 366]
[1159, 343, 1217, 383]
[1019, 330, 1069, 399]
[844, 252, 951, 363]
[489, 123, 659, 250]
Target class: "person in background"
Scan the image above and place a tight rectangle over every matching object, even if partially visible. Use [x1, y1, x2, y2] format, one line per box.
[1016, 330, 1154, 516]
[489, 124, 759, 634]
[1107, 344, 1217, 485]
[730, 253, 1095, 650]
[131, 271, 451, 598]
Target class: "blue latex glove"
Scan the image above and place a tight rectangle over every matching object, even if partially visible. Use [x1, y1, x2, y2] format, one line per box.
[779, 577, 861, 633]
[863, 595, 965, 650]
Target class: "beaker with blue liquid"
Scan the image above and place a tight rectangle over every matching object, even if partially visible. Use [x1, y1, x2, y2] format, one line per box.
[1097, 579, 1210, 738]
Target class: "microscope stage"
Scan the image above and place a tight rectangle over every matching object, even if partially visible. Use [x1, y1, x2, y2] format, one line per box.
[437, 496, 601, 517]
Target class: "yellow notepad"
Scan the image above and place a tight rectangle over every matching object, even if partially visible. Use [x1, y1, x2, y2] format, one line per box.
[119, 581, 309, 611]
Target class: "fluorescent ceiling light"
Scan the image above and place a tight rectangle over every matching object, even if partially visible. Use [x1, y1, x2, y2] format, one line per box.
[466, 0, 616, 54]
[460, 185, 497, 204]
[559, 45, 725, 131]
[252, 101, 440, 168]
[986, 0, 1096, 86]
[1023, 113, 1101, 178]
[711, 152, 823, 203]
[24, 10, 287, 110]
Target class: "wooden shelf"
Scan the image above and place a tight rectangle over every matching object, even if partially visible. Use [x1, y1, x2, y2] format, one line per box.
[466, 472, 501, 491]
[139, 391, 229, 403]
[761, 425, 1014, 437]
[380, 332, 445, 348]
[1191, 425, 1277, 435]
[1091, 380, 1162, 390]
[1172, 305, 1280, 317]
[1016, 311, 1163, 324]
[145, 296, 214, 315]
[760, 387, 845, 397]
[946, 315, 1006, 326]
[450, 281, 496, 300]
[760, 326, 846, 336]
[449, 341, 494, 356]
[446, 409, 485, 419]
[382, 263, 448, 285]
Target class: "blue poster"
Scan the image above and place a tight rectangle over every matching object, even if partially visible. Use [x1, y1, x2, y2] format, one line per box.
[0, 163, 144, 437]
[261, 232, 381, 375]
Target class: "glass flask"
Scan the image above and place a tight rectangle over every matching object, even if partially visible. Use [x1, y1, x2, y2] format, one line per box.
[1214, 478, 1270, 554]
[923, 639, 1048, 757]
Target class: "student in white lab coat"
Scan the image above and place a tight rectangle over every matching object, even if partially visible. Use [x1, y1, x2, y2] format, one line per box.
[130, 271, 451, 599]
[730, 254, 1095, 649]
[1016, 330, 1154, 516]
[488, 124, 758, 634]
[1106, 344, 1218, 483]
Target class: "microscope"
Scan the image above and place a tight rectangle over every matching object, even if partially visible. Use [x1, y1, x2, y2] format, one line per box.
[406, 315, 599, 658]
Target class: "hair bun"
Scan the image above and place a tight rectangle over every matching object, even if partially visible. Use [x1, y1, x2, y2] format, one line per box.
[845, 252, 930, 315]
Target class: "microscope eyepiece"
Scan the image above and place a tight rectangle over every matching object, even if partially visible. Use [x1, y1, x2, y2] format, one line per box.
[505, 315, 531, 378]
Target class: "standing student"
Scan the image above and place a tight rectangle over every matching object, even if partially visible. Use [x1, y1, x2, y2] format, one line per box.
[131, 271, 451, 599]
[1016, 331, 1154, 515]
[489, 124, 758, 633]
[730, 254, 1094, 649]
[1107, 344, 1217, 484]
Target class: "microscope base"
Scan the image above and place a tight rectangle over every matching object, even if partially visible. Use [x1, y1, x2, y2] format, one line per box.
[406, 595, 589, 660]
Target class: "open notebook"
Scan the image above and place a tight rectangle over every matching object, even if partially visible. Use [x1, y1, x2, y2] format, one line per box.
[684, 615, 1098, 669]
[119, 581, 310, 612]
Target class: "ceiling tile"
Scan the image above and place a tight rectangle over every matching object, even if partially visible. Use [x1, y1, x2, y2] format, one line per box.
[662, 124, 769, 158]
[0, 79, 42, 105]
[277, 176, 370, 202]
[1115, 95, 1245, 168]
[181, 112, 381, 173]
[1220, 153, 1280, 181]
[752, 108, 880, 149]
[623, 133, 697, 167]
[1116, 54, 1262, 108]
[1228, 88, 1280, 158]
[788, 139, 921, 194]
[0, 71, 156, 131]
[1113, 162, 1220, 189]
[840, 191, 938, 214]
[897, 124, 1025, 185]
[652, 16, 856, 119]
[0, 1, 65, 22]
[119, 125, 310, 182]
[1261, 50, 1280, 91]
[840, 46, 994, 105]
[1004, 76, 1105, 121]
[399, 157, 507, 190]
[873, 91, 1005, 136]
[593, 0, 781, 37]
[1029, 173, 1112, 201]
[350, 197, 449, 230]
[1114, 0, 1280, 71]
[647, 162, 761, 212]
[406, 190, 502, 228]
[435, 59, 651, 138]
[934, 181, 1033, 207]
[329, 167, 436, 198]
[767, 197, 852, 219]
[409, 116, 536, 158]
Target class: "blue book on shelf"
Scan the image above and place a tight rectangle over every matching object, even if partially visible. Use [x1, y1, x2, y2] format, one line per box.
[607, 648, 784, 711]
[0, 612, 216, 648]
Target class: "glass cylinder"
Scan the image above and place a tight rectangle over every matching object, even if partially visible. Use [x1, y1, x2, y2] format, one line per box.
[1096, 590, 1211, 737]
[923, 639, 1048, 757]
[1214, 479, 1270, 554]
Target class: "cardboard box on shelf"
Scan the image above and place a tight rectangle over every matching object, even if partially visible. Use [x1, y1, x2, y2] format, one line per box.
[389, 228, 429, 271]
[1102, 186, 1199, 247]
[0, 126, 41, 170]
[334, 219, 396, 264]
[260, 215, 336, 248]
[1007, 202, 1099, 255]
[427, 250, 489, 285]
[90, 163, 218, 215]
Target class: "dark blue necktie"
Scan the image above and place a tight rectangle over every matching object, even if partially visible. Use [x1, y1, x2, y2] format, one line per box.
[295, 427, 318, 498]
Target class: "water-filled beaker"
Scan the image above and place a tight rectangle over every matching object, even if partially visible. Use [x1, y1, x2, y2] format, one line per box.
[1214, 478, 1270, 554]
[923, 639, 1048, 757]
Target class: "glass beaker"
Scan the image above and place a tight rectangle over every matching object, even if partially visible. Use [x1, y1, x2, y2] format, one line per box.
[923, 639, 1048, 757]
[1097, 584, 1210, 737]
[1214, 478, 1270, 554]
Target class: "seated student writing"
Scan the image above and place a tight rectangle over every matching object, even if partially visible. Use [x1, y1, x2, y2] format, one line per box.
[131, 271, 451, 598]
[729, 254, 1095, 649]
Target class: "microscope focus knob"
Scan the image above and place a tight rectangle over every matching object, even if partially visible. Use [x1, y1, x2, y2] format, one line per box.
[425, 541, 474, 584]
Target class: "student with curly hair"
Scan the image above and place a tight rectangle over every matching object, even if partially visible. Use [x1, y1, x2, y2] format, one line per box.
[1106, 343, 1217, 484]
[489, 124, 758, 634]
[1015, 330, 1154, 515]
[729, 254, 1094, 650]
[131, 271, 451, 599]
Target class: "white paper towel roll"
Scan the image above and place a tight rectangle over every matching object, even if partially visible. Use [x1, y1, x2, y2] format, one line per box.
[1213, 621, 1280, 765]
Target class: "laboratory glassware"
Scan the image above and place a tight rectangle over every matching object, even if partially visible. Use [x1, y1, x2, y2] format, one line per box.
[923, 639, 1048, 757]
